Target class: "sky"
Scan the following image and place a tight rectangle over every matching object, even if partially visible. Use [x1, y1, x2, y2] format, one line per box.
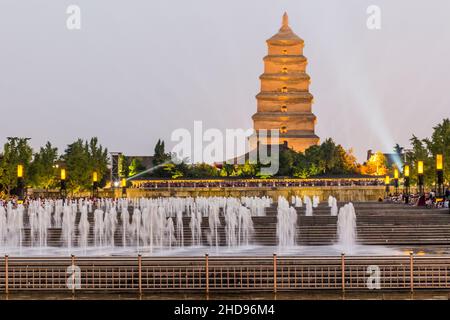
[0, 0, 449, 162]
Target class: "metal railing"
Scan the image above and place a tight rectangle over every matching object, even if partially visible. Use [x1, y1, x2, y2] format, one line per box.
[0, 254, 449, 293]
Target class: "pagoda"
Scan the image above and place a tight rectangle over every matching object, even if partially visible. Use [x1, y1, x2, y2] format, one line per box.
[252, 12, 319, 152]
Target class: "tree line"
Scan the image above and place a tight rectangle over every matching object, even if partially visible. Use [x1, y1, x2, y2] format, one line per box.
[0, 137, 108, 195]
[146, 138, 360, 179]
[1, 118, 448, 195]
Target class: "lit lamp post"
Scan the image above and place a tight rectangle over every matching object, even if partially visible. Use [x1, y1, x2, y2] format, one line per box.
[121, 178, 127, 198]
[60, 168, 67, 198]
[436, 154, 444, 198]
[385, 175, 391, 197]
[404, 165, 410, 204]
[394, 168, 399, 196]
[17, 164, 25, 204]
[417, 161, 424, 195]
[92, 171, 98, 198]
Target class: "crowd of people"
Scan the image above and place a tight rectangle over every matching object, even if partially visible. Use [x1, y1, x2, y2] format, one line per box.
[385, 187, 450, 209]
[132, 179, 384, 189]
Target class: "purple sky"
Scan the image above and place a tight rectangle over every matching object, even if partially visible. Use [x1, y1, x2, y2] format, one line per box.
[1, 0, 449, 161]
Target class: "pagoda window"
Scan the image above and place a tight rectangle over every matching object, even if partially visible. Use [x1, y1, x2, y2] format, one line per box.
[282, 67, 288, 73]
[280, 126, 287, 134]
[281, 105, 287, 112]
[281, 86, 288, 93]
[283, 49, 288, 55]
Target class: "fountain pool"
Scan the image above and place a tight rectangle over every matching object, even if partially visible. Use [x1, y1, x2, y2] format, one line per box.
[0, 196, 399, 257]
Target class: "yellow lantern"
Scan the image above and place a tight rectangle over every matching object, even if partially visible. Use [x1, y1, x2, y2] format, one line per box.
[418, 161, 424, 174]
[385, 175, 390, 185]
[17, 164, 23, 178]
[394, 168, 399, 179]
[92, 172, 98, 183]
[436, 154, 443, 170]
[60, 168, 66, 181]
[404, 165, 410, 177]
[121, 178, 127, 188]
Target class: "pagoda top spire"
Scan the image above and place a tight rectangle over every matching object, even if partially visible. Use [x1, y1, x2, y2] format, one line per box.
[267, 12, 303, 44]
[282, 12, 289, 28]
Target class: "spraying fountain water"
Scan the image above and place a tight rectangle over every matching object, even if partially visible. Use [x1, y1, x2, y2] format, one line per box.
[206, 204, 220, 248]
[78, 205, 90, 251]
[276, 197, 298, 248]
[337, 203, 357, 253]
[291, 195, 303, 207]
[189, 210, 202, 246]
[224, 205, 237, 247]
[330, 196, 338, 216]
[304, 196, 313, 216]
[93, 209, 105, 247]
[165, 217, 176, 248]
[312, 195, 320, 208]
[104, 207, 117, 247]
[0, 196, 390, 257]
[62, 205, 76, 249]
[121, 205, 130, 247]
[238, 206, 253, 246]
[176, 210, 184, 247]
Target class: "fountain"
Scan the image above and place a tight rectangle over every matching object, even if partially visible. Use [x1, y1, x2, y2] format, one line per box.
[93, 209, 105, 247]
[104, 207, 117, 246]
[0, 196, 398, 257]
[312, 195, 320, 208]
[62, 205, 75, 248]
[165, 217, 176, 248]
[206, 204, 220, 248]
[224, 205, 237, 247]
[330, 196, 338, 216]
[291, 195, 303, 207]
[78, 205, 90, 250]
[176, 210, 184, 247]
[304, 196, 313, 216]
[237, 206, 253, 246]
[276, 197, 297, 248]
[337, 202, 357, 253]
[120, 205, 130, 247]
[189, 209, 202, 246]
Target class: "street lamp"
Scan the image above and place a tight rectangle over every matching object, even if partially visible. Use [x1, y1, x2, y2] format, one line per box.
[404, 165, 410, 203]
[60, 168, 67, 198]
[436, 154, 444, 198]
[417, 161, 424, 195]
[394, 168, 399, 195]
[121, 178, 127, 198]
[17, 164, 25, 203]
[92, 171, 98, 198]
[385, 175, 391, 197]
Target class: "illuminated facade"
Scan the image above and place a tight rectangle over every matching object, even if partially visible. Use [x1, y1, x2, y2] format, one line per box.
[252, 13, 319, 152]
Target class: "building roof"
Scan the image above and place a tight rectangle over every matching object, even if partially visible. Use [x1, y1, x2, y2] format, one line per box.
[267, 12, 304, 45]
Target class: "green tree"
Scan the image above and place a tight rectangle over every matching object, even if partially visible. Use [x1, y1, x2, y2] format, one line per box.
[128, 158, 145, 177]
[63, 139, 90, 192]
[63, 138, 109, 192]
[403, 119, 450, 187]
[294, 139, 357, 177]
[423, 118, 450, 182]
[118, 154, 129, 178]
[277, 149, 296, 176]
[187, 163, 218, 178]
[153, 139, 171, 166]
[0, 137, 33, 195]
[88, 137, 109, 185]
[394, 144, 404, 157]
[407, 135, 433, 185]
[29, 141, 58, 189]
